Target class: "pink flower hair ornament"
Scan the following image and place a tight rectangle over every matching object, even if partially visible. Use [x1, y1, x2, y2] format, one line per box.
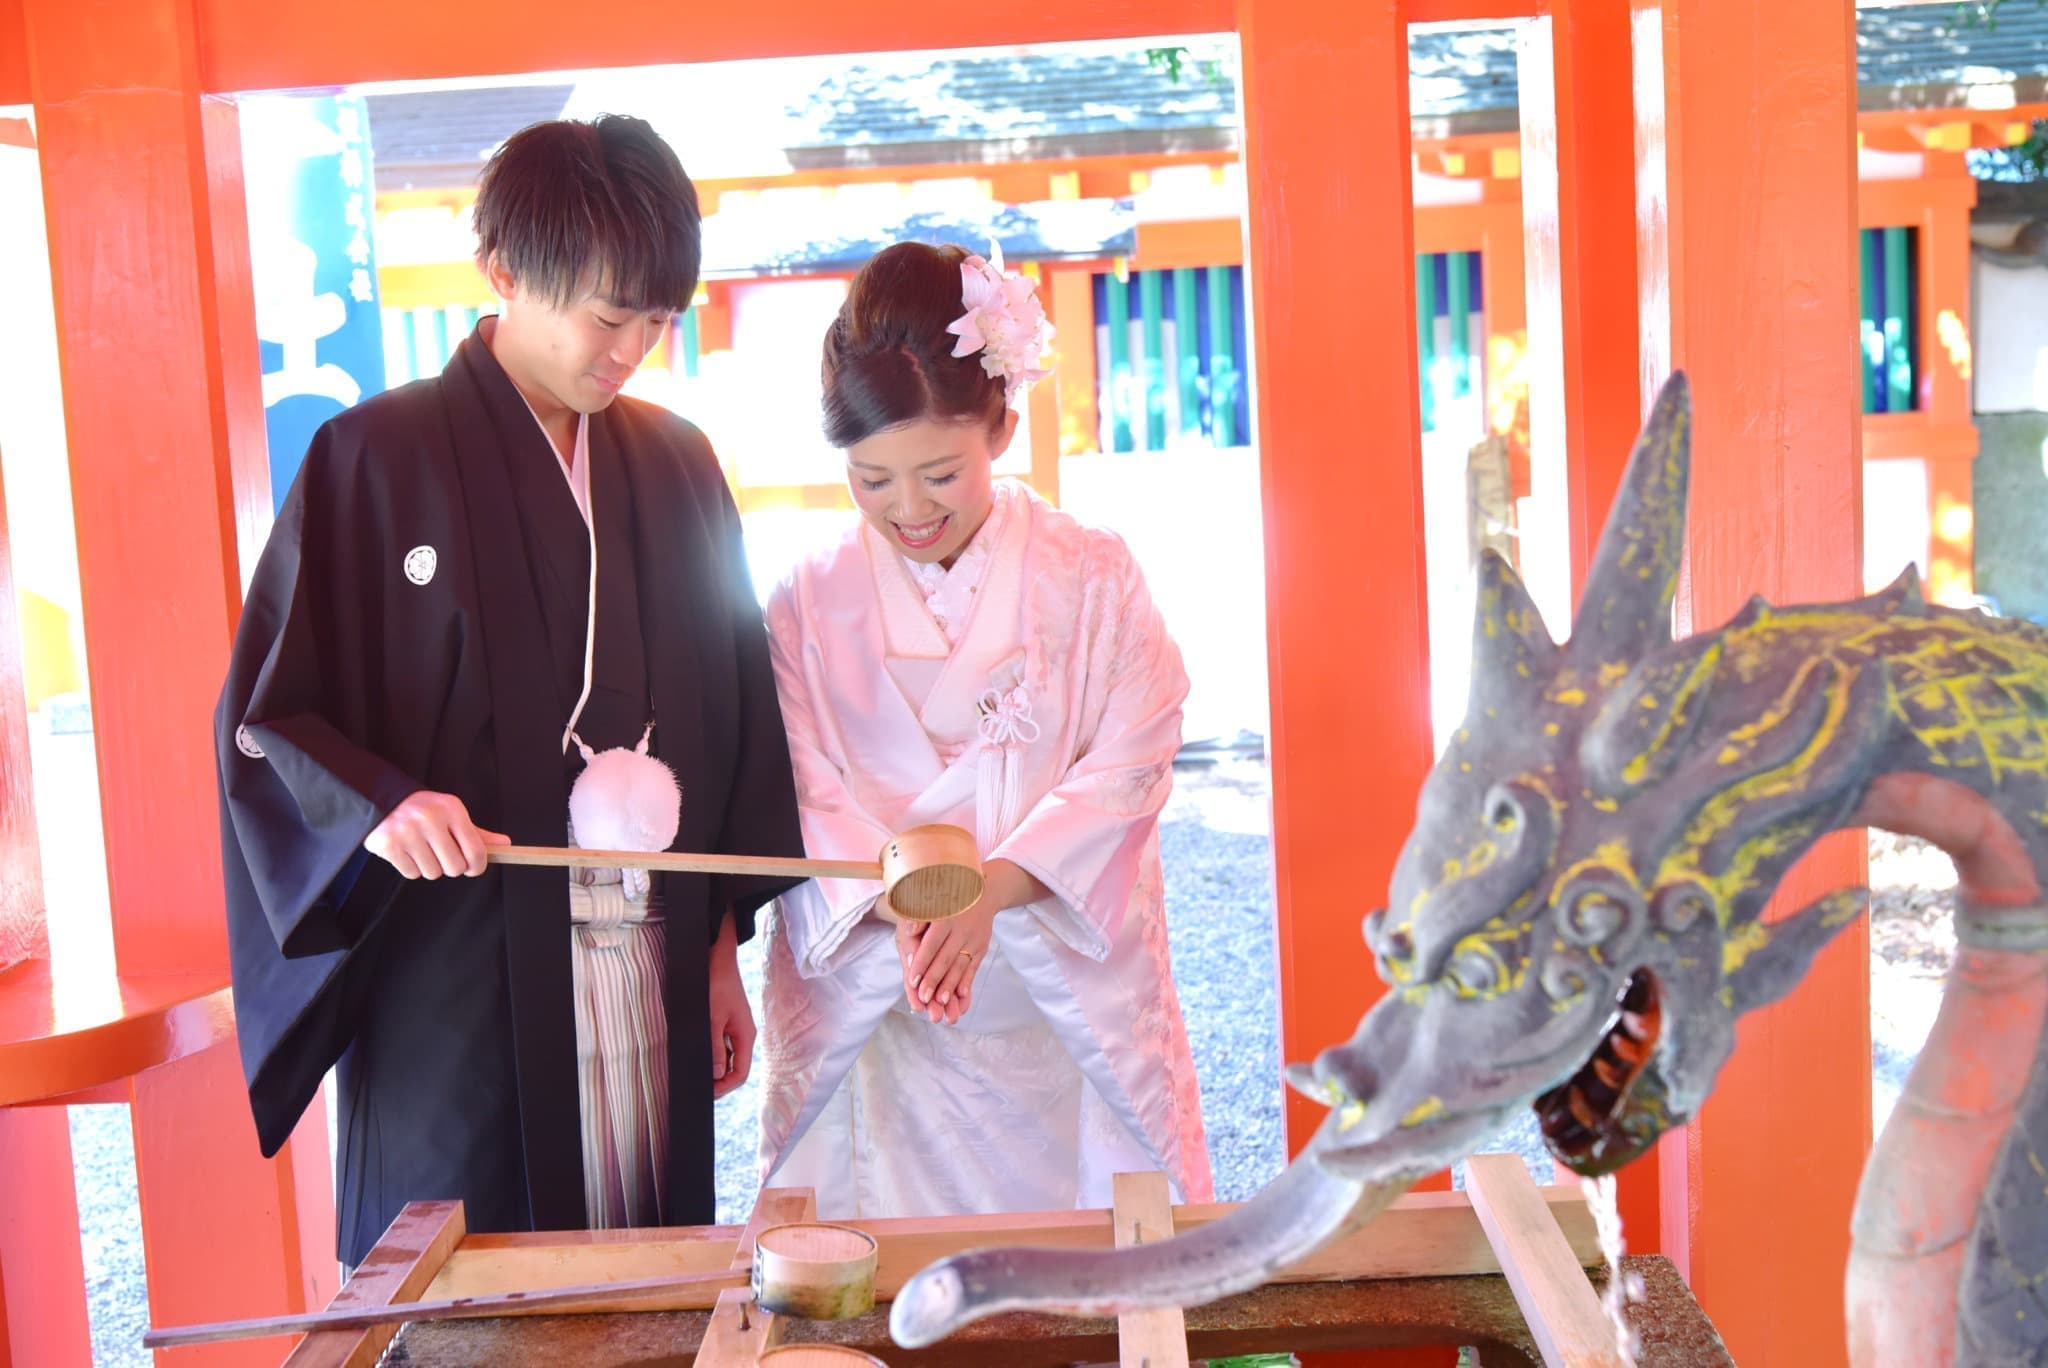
[945, 242, 1056, 404]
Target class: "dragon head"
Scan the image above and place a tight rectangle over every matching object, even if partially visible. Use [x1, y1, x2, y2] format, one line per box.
[881, 372, 1922, 1351]
[1302, 373, 1878, 1185]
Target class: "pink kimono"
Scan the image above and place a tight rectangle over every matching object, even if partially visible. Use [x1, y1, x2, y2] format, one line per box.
[757, 482, 1213, 1217]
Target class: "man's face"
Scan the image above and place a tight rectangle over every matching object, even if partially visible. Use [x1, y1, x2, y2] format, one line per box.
[487, 257, 673, 415]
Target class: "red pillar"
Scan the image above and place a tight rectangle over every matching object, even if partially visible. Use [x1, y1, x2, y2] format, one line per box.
[1237, 0, 1436, 1169]
[1519, 0, 1647, 598]
[1916, 150, 1979, 609]
[0, 1109, 94, 1368]
[1518, 0, 1660, 1247]
[1239, 3, 1443, 1358]
[22, 0, 334, 1358]
[1635, 1, 1870, 1360]
[0, 0, 22, 106]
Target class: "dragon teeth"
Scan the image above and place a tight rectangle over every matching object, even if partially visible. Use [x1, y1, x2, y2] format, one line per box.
[1567, 1087, 1602, 1131]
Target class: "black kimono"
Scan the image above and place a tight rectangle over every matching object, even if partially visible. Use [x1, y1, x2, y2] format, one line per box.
[217, 327, 803, 1264]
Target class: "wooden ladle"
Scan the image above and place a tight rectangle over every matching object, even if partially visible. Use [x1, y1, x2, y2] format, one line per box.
[142, 1221, 879, 1349]
[488, 822, 984, 921]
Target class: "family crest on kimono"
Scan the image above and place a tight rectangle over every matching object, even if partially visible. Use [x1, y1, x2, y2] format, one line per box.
[215, 115, 803, 1266]
[757, 241, 1214, 1218]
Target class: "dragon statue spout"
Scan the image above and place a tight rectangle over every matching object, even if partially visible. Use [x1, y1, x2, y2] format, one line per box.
[890, 374, 2048, 1364]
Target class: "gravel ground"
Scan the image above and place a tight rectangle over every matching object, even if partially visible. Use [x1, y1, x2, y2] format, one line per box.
[70, 1104, 147, 1368]
[63, 758, 1958, 1364]
[1868, 827, 1959, 1132]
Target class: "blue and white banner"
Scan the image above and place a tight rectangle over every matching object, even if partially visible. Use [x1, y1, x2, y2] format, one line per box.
[241, 93, 388, 512]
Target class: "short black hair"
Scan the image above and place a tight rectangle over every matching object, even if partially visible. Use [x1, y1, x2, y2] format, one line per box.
[472, 114, 701, 314]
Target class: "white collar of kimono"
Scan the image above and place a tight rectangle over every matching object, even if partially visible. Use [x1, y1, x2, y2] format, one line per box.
[899, 492, 1006, 641]
[513, 392, 598, 753]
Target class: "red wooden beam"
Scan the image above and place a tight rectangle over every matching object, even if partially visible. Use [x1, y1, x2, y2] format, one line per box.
[0, 0, 23, 108]
[1237, 0, 1437, 1172]
[1412, 0, 1544, 17]
[0, 0, 1548, 103]
[1238, 20, 1452, 1362]
[1859, 175, 1977, 227]
[0, 1109, 94, 1364]
[1634, 1, 1869, 1360]
[27, 0, 243, 978]
[1518, 0, 1644, 602]
[191, 0, 1234, 94]
[1915, 150, 1978, 609]
[23, 0, 336, 1356]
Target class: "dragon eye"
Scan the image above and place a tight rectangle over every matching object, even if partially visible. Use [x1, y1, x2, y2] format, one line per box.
[1383, 926, 1415, 962]
[1367, 915, 1418, 984]
[1445, 946, 1503, 996]
[1487, 795, 1520, 831]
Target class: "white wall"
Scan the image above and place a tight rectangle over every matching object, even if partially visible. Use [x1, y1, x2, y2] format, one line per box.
[1058, 417, 1542, 756]
[0, 142, 84, 630]
[1974, 255, 2048, 415]
[1057, 448, 1270, 748]
[1862, 456, 1931, 593]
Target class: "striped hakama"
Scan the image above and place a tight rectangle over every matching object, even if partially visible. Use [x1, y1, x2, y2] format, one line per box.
[569, 865, 668, 1229]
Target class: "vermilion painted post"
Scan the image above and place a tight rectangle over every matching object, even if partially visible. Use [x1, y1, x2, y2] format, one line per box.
[1237, 3, 1455, 1352]
[1237, 0, 1436, 1170]
[1518, 0, 1661, 1247]
[24, 0, 336, 1357]
[1635, 2, 1869, 1360]
[1917, 150, 1979, 609]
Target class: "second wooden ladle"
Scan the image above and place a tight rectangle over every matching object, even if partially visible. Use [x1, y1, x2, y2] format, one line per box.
[143, 1221, 881, 1349]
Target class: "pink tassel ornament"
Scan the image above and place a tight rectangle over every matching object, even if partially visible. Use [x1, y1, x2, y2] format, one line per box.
[567, 726, 681, 900]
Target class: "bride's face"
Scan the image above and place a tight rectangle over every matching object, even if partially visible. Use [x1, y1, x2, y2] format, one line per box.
[845, 411, 1018, 567]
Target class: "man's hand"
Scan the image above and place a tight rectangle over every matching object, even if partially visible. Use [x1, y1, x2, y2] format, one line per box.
[709, 912, 755, 1098]
[364, 791, 508, 879]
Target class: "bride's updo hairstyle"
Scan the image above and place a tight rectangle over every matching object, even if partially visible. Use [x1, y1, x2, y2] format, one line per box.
[820, 242, 1008, 449]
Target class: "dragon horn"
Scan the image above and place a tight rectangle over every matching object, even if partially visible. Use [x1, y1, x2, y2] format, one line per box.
[1469, 550, 1557, 697]
[1567, 372, 1692, 669]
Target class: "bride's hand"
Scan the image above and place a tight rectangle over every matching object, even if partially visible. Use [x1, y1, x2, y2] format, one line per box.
[905, 898, 996, 1024]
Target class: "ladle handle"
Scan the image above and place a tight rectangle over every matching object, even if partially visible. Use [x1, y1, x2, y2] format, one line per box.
[143, 1267, 750, 1348]
[490, 844, 881, 882]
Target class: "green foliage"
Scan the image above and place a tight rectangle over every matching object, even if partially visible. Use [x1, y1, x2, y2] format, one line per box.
[1144, 46, 1230, 86]
[1972, 118, 2048, 182]
[2018, 119, 2048, 178]
[1954, 0, 2046, 29]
